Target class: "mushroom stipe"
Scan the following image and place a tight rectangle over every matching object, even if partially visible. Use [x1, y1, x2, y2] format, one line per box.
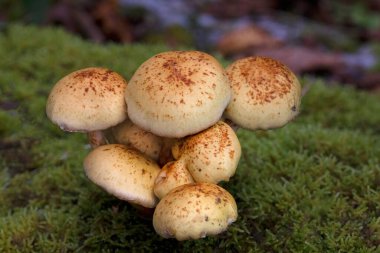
[46, 51, 301, 240]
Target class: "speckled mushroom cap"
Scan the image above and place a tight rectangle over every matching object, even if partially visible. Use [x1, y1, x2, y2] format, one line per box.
[112, 119, 163, 161]
[83, 144, 160, 208]
[224, 56, 301, 130]
[172, 121, 241, 184]
[125, 51, 231, 138]
[153, 182, 238, 240]
[154, 160, 194, 199]
[46, 67, 128, 132]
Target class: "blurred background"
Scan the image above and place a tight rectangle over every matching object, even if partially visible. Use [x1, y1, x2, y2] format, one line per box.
[1, 0, 380, 92]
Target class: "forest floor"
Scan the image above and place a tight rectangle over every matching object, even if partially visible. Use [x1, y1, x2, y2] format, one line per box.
[0, 25, 380, 252]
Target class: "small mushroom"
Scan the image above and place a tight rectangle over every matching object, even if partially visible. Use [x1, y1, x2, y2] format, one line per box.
[172, 121, 241, 184]
[154, 160, 194, 199]
[224, 56, 301, 130]
[125, 50, 231, 138]
[46, 67, 128, 147]
[153, 182, 238, 240]
[83, 144, 160, 208]
[112, 119, 163, 161]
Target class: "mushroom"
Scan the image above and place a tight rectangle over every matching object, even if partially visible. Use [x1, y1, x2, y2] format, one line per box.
[153, 182, 238, 240]
[83, 144, 161, 208]
[154, 160, 194, 199]
[224, 56, 301, 130]
[125, 50, 231, 138]
[172, 121, 241, 184]
[46, 67, 128, 147]
[111, 119, 163, 161]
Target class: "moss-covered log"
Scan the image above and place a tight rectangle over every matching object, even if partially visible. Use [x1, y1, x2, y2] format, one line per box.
[0, 25, 380, 252]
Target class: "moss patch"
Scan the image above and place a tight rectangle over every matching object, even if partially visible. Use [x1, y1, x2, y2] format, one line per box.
[1, 24, 380, 252]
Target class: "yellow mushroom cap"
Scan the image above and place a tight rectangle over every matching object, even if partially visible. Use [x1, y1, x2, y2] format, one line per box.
[46, 67, 128, 132]
[153, 183, 238, 240]
[112, 119, 163, 161]
[154, 160, 194, 199]
[125, 51, 231, 138]
[173, 121, 241, 184]
[224, 56, 301, 130]
[83, 144, 160, 208]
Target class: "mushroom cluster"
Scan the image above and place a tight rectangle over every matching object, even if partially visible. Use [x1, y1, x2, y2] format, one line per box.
[46, 51, 301, 240]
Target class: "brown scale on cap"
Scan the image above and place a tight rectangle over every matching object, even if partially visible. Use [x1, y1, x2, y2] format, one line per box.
[72, 69, 122, 97]
[224, 56, 301, 130]
[233, 57, 293, 105]
[141, 52, 218, 103]
[162, 58, 194, 87]
[153, 182, 237, 240]
[171, 121, 241, 184]
[125, 51, 231, 138]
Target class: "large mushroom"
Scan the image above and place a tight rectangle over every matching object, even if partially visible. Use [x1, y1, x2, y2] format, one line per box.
[153, 183, 238, 240]
[224, 56, 301, 130]
[83, 144, 161, 208]
[46, 67, 128, 147]
[125, 50, 231, 138]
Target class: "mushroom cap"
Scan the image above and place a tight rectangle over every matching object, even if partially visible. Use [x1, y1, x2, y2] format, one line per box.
[125, 51, 231, 138]
[224, 56, 301, 130]
[83, 144, 160, 208]
[153, 183, 237, 240]
[46, 67, 128, 132]
[112, 119, 163, 161]
[173, 121, 241, 184]
[154, 160, 194, 199]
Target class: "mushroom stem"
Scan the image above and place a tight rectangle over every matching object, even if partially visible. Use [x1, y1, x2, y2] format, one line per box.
[130, 203, 155, 219]
[87, 131, 108, 148]
[159, 138, 176, 167]
[223, 119, 240, 132]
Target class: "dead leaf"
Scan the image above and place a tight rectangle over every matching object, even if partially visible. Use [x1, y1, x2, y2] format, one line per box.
[203, 0, 277, 18]
[249, 46, 344, 74]
[356, 72, 380, 90]
[217, 25, 282, 56]
[246, 46, 380, 91]
[92, 0, 132, 43]
[48, 1, 105, 43]
[47, 0, 132, 43]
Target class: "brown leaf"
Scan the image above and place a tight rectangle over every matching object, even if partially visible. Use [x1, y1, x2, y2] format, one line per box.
[73, 9, 105, 43]
[356, 72, 380, 90]
[47, 1, 105, 43]
[217, 25, 282, 56]
[47, 2, 79, 34]
[92, 0, 132, 43]
[203, 0, 277, 18]
[250, 46, 344, 74]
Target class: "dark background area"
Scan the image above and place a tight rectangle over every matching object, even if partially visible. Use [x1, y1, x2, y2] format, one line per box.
[1, 0, 380, 92]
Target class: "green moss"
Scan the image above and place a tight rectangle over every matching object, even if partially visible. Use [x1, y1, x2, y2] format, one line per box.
[1, 24, 380, 252]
